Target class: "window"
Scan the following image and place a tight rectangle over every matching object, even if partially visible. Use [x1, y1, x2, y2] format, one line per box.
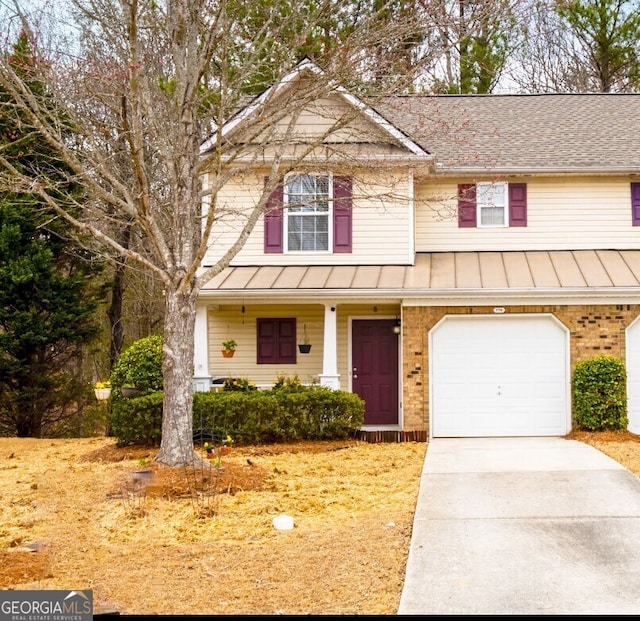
[477, 182, 506, 227]
[285, 174, 330, 251]
[257, 318, 296, 364]
[264, 175, 352, 253]
[458, 182, 527, 228]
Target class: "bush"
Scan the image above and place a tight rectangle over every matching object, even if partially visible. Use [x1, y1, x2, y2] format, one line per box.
[110, 392, 163, 446]
[194, 385, 365, 446]
[109, 335, 163, 399]
[572, 356, 628, 431]
[110, 371, 365, 447]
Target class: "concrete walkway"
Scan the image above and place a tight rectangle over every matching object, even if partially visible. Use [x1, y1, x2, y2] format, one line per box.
[398, 437, 640, 615]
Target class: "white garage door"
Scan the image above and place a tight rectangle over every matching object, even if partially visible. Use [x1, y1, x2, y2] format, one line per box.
[430, 315, 569, 437]
[626, 318, 640, 434]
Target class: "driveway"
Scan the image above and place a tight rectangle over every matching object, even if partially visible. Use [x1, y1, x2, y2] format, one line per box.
[398, 437, 640, 615]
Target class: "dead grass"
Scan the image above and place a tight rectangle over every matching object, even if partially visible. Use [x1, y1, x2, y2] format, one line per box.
[0, 437, 425, 615]
[0, 431, 638, 615]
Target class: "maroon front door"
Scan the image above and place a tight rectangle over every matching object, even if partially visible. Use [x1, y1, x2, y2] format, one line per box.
[352, 319, 399, 425]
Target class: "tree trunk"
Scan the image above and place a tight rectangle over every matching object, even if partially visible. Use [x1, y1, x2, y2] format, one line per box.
[155, 286, 200, 467]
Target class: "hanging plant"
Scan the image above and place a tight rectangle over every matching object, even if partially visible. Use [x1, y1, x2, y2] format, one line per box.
[298, 324, 311, 353]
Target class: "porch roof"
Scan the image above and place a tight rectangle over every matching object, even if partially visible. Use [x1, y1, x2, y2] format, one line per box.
[199, 250, 640, 301]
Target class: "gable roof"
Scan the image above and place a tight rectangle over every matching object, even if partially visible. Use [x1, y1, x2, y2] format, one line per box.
[373, 93, 640, 175]
[200, 58, 429, 159]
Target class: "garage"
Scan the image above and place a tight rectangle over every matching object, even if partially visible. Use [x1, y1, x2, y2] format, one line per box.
[430, 314, 570, 437]
[626, 318, 640, 435]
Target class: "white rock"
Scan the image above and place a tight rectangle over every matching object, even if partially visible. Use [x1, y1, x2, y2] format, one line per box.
[272, 514, 294, 531]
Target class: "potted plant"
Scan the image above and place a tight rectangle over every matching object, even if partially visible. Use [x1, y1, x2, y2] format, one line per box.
[94, 381, 111, 401]
[222, 339, 237, 358]
[298, 324, 311, 354]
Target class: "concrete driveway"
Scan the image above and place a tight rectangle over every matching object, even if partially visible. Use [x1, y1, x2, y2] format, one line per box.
[398, 437, 640, 615]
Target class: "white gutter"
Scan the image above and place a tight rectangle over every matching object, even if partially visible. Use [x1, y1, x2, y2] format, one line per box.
[198, 286, 640, 303]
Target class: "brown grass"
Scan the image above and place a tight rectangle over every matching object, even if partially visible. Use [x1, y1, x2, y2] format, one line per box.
[0, 431, 638, 615]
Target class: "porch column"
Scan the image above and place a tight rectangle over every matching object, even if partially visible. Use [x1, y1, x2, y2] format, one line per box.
[193, 302, 212, 392]
[318, 303, 340, 389]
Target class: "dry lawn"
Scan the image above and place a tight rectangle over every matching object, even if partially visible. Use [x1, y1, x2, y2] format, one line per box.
[0, 431, 639, 615]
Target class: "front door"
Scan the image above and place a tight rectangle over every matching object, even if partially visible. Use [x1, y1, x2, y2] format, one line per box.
[352, 319, 399, 425]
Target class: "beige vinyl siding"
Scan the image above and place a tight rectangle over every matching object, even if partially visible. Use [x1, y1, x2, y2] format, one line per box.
[207, 302, 399, 390]
[259, 92, 391, 144]
[416, 177, 639, 252]
[208, 304, 327, 387]
[204, 170, 413, 266]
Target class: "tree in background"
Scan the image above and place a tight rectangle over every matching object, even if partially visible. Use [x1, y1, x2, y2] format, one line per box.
[429, 0, 523, 93]
[0, 32, 106, 437]
[556, 0, 640, 92]
[508, 0, 640, 92]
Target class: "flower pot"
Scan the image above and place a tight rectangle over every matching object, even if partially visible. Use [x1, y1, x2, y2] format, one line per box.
[94, 387, 111, 401]
[221, 349, 235, 358]
[121, 387, 140, 398]
[298, 344, 311, 354]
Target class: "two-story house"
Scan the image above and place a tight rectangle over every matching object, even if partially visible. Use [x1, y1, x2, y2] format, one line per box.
[193, 61, 640, 440]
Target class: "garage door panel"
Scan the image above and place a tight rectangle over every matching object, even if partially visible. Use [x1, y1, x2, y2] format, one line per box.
[431, 315, 569, 437]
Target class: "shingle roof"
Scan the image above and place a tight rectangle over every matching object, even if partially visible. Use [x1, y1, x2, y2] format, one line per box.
[200, 250, 640, 299]
[372, 93, 640, 174]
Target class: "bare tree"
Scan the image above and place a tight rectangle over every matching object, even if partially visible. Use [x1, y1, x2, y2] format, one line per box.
[0, 0, 442, 465]
[508, 0, 640, 93]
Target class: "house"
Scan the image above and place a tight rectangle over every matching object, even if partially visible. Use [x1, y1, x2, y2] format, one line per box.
[193, 61, 640, 440]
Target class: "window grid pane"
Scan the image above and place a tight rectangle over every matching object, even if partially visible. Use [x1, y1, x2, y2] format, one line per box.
[478, 182, 506, 227]
[286, 174, 330, 251]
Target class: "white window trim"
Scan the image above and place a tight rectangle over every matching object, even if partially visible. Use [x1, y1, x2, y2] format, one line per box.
[284, 172, 333, 253]
[477, 181, 508, 228]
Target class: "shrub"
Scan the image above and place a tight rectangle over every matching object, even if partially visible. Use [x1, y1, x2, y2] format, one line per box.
[572, 355, 628, 431]
[109, 335, 163, 399]
[111, 375, 365, 447]
[193, 386, 365, 446]
[110, 392, 163, 446]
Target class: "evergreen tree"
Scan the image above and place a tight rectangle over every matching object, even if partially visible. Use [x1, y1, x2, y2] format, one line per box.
[0, 33, 105, 437]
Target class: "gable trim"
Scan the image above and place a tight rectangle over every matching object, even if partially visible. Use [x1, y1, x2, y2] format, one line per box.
[201, 59, 431, 160]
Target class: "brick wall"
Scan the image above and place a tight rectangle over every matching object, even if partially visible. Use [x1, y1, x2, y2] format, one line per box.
[401, 304, 640, 434]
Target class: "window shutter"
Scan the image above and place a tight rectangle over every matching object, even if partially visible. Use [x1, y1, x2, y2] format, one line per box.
[277, 318, 296, 363]
[458, 184, 476, 228]
[632, 183, 640, 226]
[508, 183, 527, 227]
[257, 318, 296, 364]
[257, 318, 276, 363]
[333, 175, 352, 252]
[264, 178, 283, 253]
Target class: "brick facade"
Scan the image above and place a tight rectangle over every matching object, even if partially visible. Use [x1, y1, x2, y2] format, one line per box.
[401, 304, 640, 435]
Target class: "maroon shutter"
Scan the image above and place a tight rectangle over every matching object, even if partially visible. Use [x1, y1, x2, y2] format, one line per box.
[333, 175, 352, 252]
[257, 318, 296, 364]
[277, 318, 296, 363]
[508, 183, 527, 227]
[458, 184, 476, 227]
[264, 178, 284, 253]
[632, 183, 640, 226]
[257, 318, 276, 363]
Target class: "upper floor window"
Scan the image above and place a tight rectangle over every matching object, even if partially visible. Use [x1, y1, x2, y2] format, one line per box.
[264, 174, 352, 254]
[285, 174, 330, 251]
[458, 182, 527, 228]
[477, 182, 507, 227]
